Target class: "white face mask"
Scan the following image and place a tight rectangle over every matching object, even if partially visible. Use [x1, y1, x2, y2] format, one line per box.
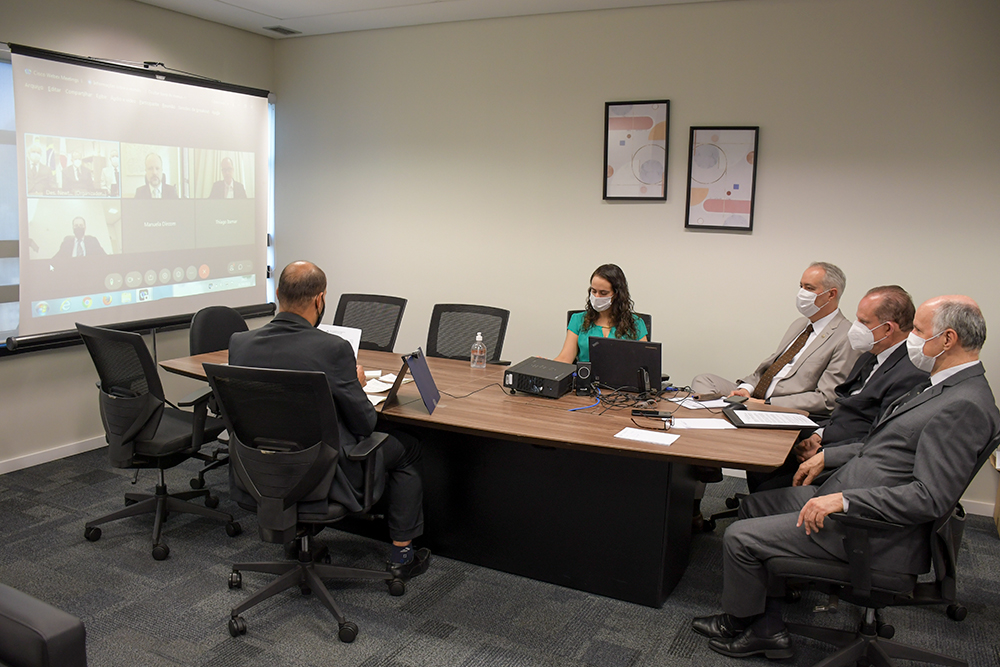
[796, 287, 831, 317]
[848, 320, 889, 352]
[589, 293, 613, 312]
[906, 330, 945, 372]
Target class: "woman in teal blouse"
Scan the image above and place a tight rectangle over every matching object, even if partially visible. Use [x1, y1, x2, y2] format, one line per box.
[555, 263, 647, 363]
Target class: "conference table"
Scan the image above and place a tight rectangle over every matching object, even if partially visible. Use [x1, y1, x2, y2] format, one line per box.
[161, 349, 798, 607]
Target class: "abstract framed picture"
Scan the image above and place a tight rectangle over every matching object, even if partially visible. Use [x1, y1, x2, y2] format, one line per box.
[684, 126, 759, 231]
[603, 100, 669, 200]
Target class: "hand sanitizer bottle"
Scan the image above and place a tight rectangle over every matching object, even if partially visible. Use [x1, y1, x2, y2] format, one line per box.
[470, 332, 487, 369]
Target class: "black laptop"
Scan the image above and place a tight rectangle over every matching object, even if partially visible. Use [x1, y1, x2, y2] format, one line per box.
[589, 337, 662, 393]
[381, 347, 440, 414]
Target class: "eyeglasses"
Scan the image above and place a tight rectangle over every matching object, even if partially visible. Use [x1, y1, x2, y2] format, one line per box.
[630, 416, 673, 431]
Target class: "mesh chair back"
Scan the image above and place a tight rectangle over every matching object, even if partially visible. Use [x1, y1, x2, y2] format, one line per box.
[77, 323, 166, 465]
[204, 364, 341, 543]
[190, 306, 249, 355]
[427, 304, 509, 362]
[333, 294, 407, 352]
[567, 310, 652, 339]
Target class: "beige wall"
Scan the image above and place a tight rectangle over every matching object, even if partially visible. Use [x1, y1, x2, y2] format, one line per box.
[0, 0, 273, 468]
[271, 0, 1000, 509]
[2, 0, 998, 512]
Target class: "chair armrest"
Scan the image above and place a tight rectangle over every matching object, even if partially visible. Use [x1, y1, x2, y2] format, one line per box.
[177, 386, 213, 408]
[0, 583, 87, 667]
[347, 432, 390, 510]
[828, 513, 906, 596]
[488, 360, 511, 366]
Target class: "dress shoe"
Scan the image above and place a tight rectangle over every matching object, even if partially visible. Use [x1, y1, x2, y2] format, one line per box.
[709, 627, 794, 660]
[388, 547, 431, 580]
[692, 613, 746, 639]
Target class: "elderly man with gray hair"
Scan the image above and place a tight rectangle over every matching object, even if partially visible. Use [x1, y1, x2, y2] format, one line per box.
[692, 295, 1000, 659]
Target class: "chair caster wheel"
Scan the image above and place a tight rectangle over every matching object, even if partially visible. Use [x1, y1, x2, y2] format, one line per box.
[152, 543, 170, 560]
[205, 495, 220, 509]
[229, 571, 242, 589]
[725, 497, 740, 509]
[703, 517, 717, 532]
[226, 521, 242, 537]
[947, 604, 967, 621]
[300, 585, 312, 596]
[338, 621, 358, 643]
[84, 526, 102, 542]
[388, 578, 406, 596]
[228, 616, 247, 637]
[190, 477, 205, 490]
[876, 622, 895, 639]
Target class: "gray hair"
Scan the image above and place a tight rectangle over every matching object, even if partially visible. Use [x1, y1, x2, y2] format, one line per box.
[810, 261, 846, 294]
[933, 300, 986, 352]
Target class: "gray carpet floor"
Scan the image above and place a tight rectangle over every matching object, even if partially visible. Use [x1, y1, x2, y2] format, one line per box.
[2, 448, 999, 666]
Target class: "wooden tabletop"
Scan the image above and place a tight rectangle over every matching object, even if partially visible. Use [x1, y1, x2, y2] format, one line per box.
[160, 349, 797, 471]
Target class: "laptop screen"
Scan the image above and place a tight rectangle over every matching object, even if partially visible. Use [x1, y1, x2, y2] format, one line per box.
[588, 337, 662, 393]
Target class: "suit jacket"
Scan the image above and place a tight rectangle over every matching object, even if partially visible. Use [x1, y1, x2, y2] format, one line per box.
[209, 180, 247, 199]
[26, 164, 56, 194]
[134, 182, 179, 199]
[228, 312, 381, 511]
[821, 344, 929, 447]
[53, 235, 107, 259]
[816, 363, 1000, 574]
[739, 310, 860, 415]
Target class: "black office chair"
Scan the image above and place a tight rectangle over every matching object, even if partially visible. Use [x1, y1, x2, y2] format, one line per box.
[766, 435, 1000, 667]
[204, 363, 404, 643]
[426, 303, 509, 364]
[76, 323, 241, 560]
[566, 309, 652, 340]
[0, 583, 87, 667]
[187, 305, 250, 490]
[333, 293, 407, 352]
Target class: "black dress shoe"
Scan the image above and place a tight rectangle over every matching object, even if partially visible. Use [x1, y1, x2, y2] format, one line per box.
[692, 613, 745, 639]
[388, 547, 431, 580]
[709, 627, 793, 660]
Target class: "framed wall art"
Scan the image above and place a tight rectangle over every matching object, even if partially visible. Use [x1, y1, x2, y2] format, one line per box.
[603, 100, 669, 200]
[684, 126, 759, 231]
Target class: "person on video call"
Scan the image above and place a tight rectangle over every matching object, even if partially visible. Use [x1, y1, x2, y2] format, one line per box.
[209, 157, 247, 199]
[134, 153, 178, 199]
[101, 150, 122, 197]
[554, 263, 648, 364]
[54, 216, 106, 259]
[26, 143, 56, 195]
[61, 151, 94, 194]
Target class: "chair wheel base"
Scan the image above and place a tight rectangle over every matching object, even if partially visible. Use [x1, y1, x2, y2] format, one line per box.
[84, 526, 102, 542]
[229, 570, 242, 589]
[947, 603, 967, 621]
[228, 616, 247, 637]
[338, 621, 358, 643]
[226, 521, 242, 537]
[152, 543, 170, 560]
[190, 477, 206, 490]
[388, 578, 406, 596]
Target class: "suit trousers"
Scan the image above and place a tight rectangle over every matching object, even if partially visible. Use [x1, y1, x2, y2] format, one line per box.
[381, 429, 425, 542]
[691, 373, 740, 397]
[721, 486, 847, 617]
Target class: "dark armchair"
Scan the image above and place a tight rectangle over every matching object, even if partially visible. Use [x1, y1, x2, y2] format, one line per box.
[333, 293, 407, 352]
[426, 303, 509, 364]
[204, 363, 405, 643]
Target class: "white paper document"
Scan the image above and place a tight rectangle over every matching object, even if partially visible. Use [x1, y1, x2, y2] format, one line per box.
[669, 397, 729, 410]
[729, 411, 818, 428]
[364, 369, 383, 379]
[317, 324, 362, 359]
[367, 394, 387, 407]
[670, 418, 737, 430]
[614, 427, 680, 447]
[363, 379, 394, 394]
[380, 374, 412, 385]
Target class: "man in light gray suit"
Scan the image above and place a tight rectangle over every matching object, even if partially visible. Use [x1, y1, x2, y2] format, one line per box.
[692, 295, 1000, 659]
[692, 262, 861, 415]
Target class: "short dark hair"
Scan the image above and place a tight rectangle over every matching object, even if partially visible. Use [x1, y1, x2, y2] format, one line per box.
[866, 285, 915, 332]
[277, 262, 326, 309]
[933, 300, 987, 352]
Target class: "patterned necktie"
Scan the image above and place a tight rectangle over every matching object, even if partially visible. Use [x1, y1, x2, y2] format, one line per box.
[752, 323, 814, 399]
[885, 378, 933, 418]
[75, 238, 85, 257]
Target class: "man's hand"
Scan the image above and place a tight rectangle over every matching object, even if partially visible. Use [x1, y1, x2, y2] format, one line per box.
[794, 433, 823, 462]
[793, 451, 825, 486]
[796, 493, 844, 535]
[356, 364, 367, 388]
[729, 388, 751, 398]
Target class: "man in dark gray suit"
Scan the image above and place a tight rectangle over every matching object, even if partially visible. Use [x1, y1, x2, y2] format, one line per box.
[229, 261, 430, 579]
[748, 285, 928, 492]
[693, 295, 1000, 659]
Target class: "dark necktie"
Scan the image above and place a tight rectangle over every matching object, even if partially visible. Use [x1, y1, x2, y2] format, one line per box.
[752, 323, 813, 399]
[847, 354, 879, 395]
[75, 238, 85, 257]
[113, 168, 120, 196]
[884, 378, 933, 419]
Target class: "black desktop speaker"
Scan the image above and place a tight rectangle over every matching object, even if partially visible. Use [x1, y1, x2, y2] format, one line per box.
[575, 362, 592, 395]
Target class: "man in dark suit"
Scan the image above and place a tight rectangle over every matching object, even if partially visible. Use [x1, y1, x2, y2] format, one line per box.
[134, 153, 178, 199]
[229, 261, 430, 579]
[692, 295, 1000, 659]
[26, 143, 56, 194]
[53, 217, 107, 259]
[748, 285, 928, 492]
[208, 157, 247, 199]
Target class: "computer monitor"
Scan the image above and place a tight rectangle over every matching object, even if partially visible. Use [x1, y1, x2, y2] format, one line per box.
[588, 337, 662, 393]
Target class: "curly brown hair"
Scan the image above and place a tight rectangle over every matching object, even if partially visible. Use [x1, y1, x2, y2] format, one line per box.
[582, 263, 640, 340]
